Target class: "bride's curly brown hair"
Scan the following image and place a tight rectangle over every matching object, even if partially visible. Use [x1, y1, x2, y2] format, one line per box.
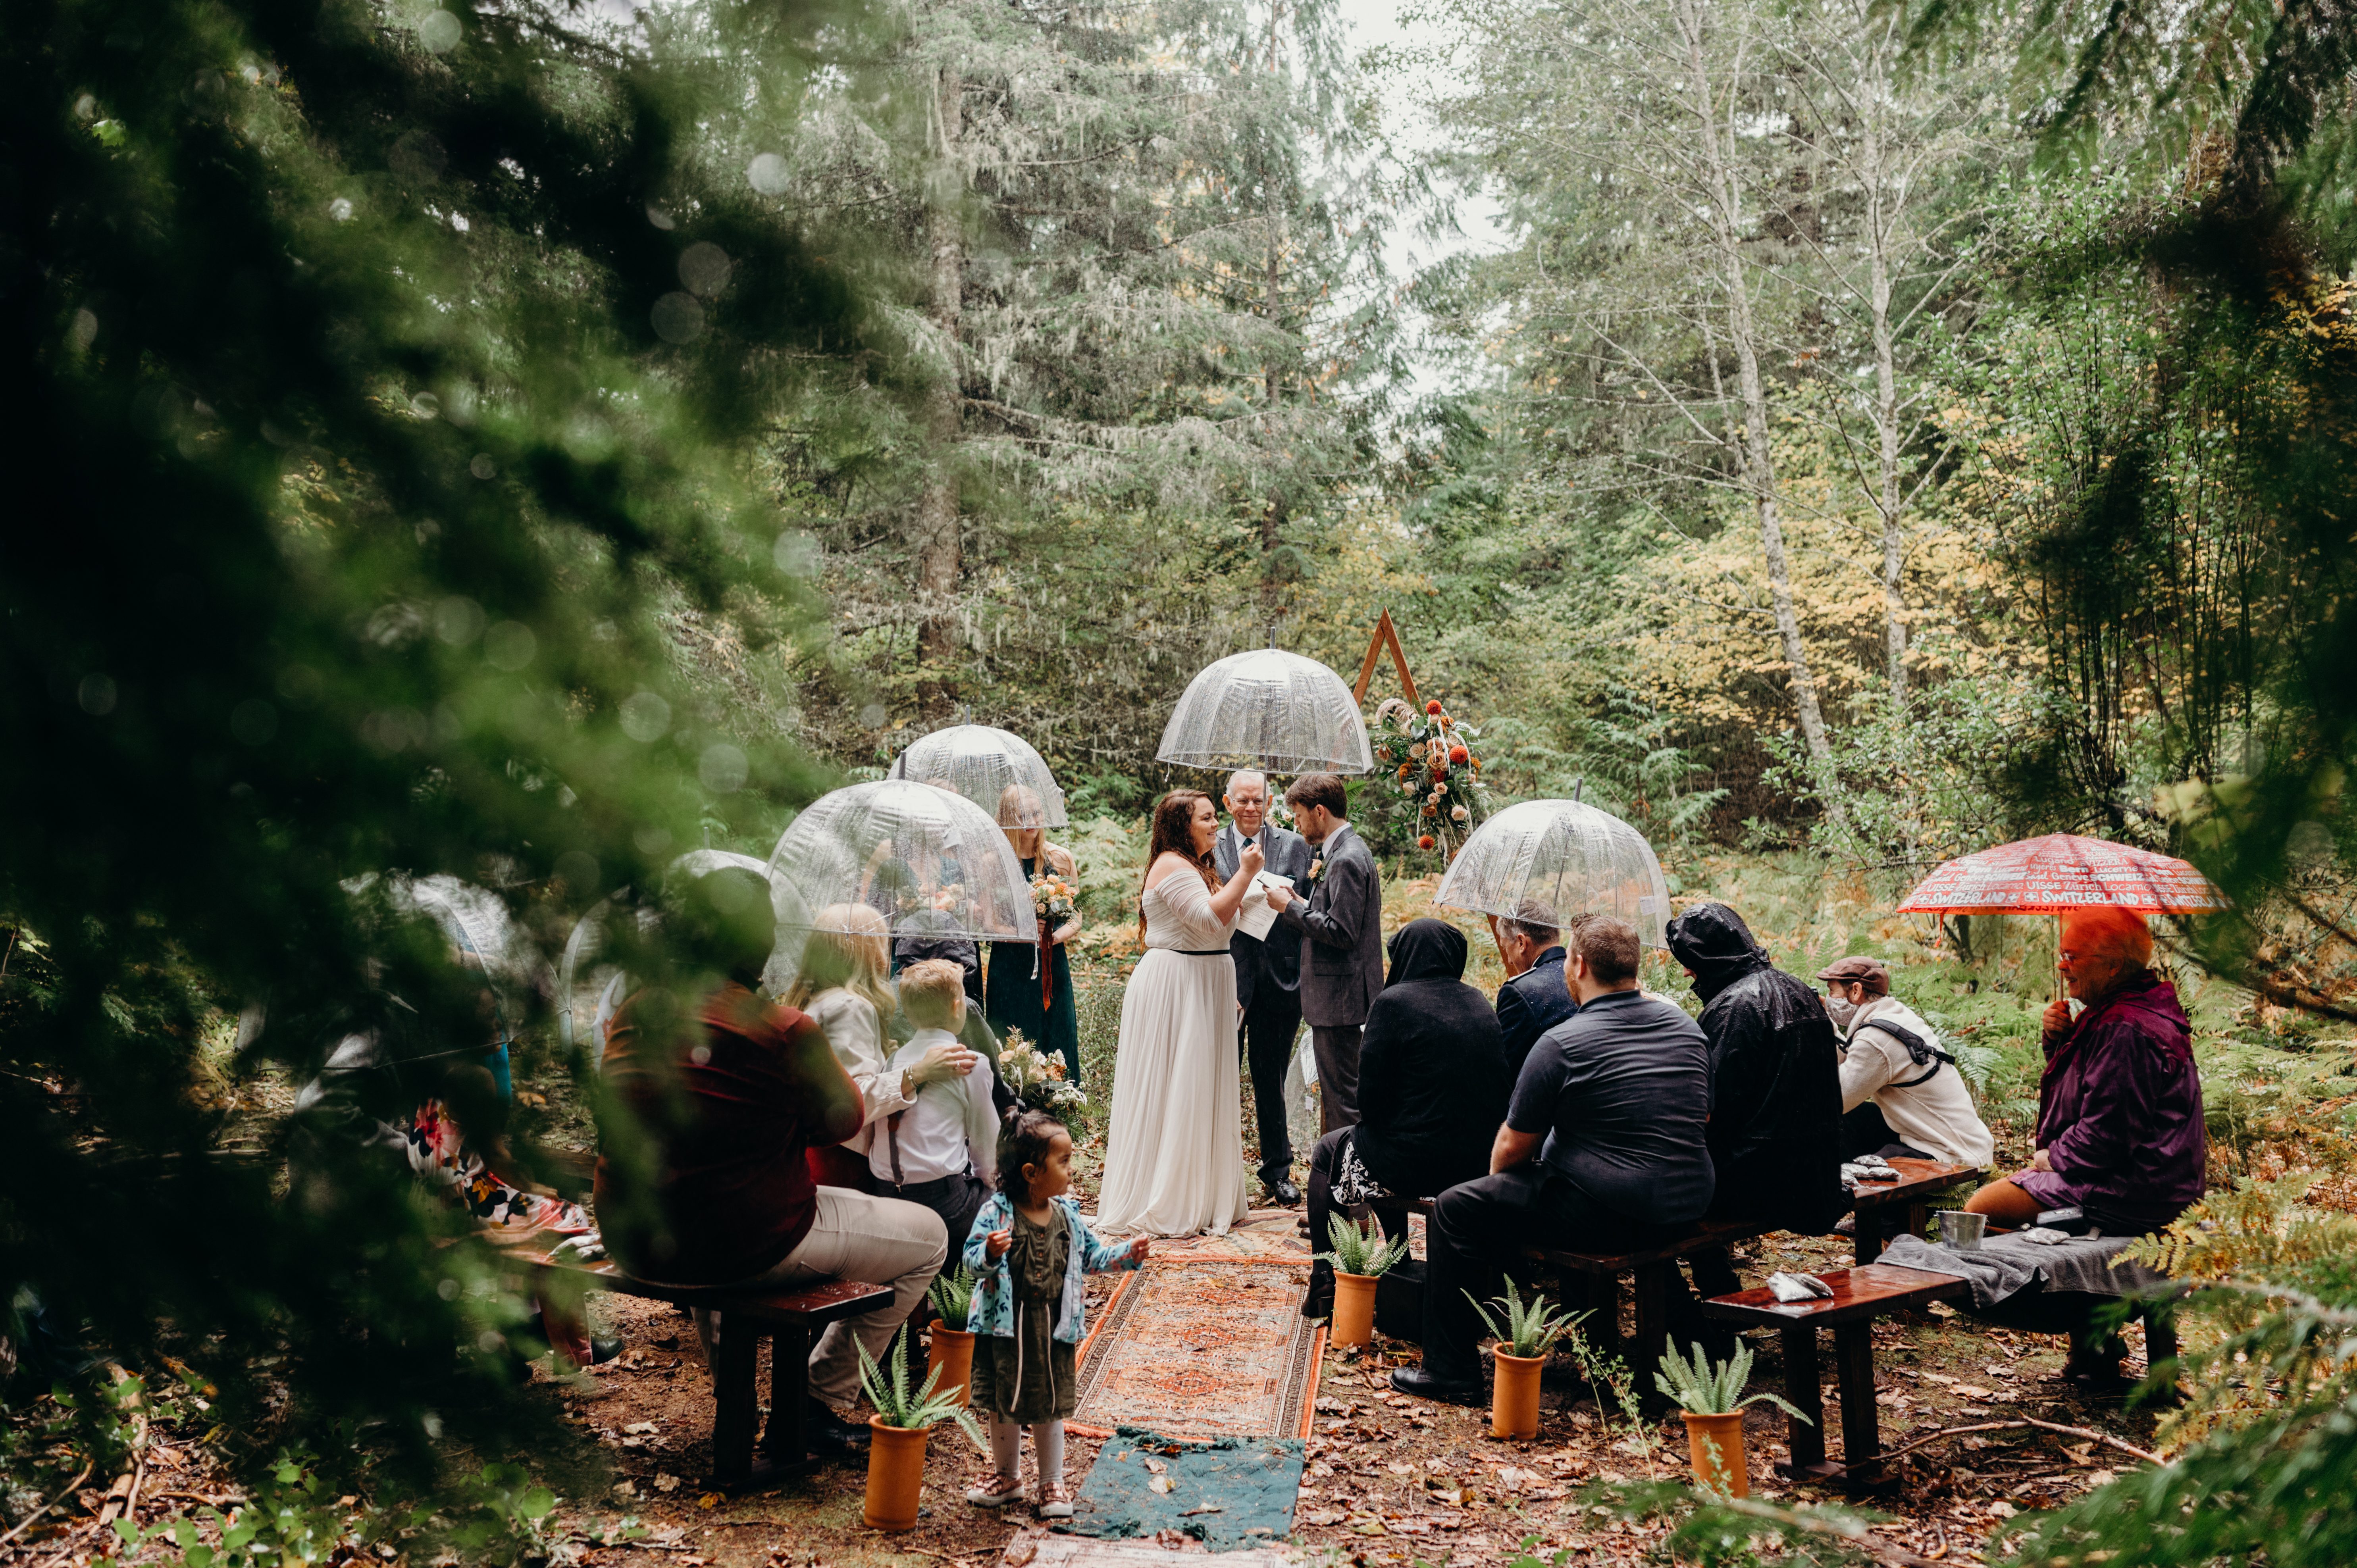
[1136, 789, 1219, 940]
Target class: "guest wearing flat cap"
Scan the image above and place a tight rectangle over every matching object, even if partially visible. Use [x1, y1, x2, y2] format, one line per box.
[1817, 956, 1994, 1169]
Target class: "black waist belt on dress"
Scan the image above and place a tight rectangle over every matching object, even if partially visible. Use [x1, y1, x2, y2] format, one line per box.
[1168, 948, 1230, 956]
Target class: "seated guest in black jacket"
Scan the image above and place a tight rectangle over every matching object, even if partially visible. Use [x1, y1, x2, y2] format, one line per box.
[1492, 898, 1577, 1080]
[1393, 915, 1715, 1405]
[1665, 902, 1845, 1320]
[1302, 918, 1509, 1318]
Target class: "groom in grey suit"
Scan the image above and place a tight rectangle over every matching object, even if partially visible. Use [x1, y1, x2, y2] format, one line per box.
[1266, 773, 1385, 1132]
[1215, 770, 1315, 1205]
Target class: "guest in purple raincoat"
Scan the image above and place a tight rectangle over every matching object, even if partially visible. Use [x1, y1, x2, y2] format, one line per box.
[1966, 906, 2206, 1233]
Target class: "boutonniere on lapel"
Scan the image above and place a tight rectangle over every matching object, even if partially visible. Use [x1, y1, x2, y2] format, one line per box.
[1306, 858, 1325, 885]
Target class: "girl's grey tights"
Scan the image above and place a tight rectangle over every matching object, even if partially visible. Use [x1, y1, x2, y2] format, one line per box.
[990, 1417, 1065, 1483]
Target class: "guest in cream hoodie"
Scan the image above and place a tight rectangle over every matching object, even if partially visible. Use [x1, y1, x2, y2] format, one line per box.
[1816, 956, 1995, 1168]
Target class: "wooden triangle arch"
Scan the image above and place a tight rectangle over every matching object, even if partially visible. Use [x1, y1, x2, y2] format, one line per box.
[1351, 609, 1421, 712]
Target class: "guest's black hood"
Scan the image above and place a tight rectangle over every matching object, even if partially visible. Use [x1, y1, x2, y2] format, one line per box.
[1666, 902, 1772, 1003]
[1385, 918, 1467, 986]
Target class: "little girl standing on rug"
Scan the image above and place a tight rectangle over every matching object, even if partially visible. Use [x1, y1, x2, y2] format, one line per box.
[962, 1110, 1150, 1518]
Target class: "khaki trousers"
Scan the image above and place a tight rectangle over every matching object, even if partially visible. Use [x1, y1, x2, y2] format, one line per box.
[699, 1186, 949, 1408]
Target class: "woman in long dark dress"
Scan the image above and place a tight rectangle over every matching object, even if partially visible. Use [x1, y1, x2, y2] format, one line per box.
[985, 785, 1083, 1086]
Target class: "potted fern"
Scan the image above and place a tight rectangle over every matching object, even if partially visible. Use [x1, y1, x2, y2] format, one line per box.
[925, 1267, 978, 1408]
[1313, 1214, 1410, 1349]
[857, 1326, 988, 1530]
[1655, 1339, 1811, 1498]
[1465, 1280, 1583, 1439]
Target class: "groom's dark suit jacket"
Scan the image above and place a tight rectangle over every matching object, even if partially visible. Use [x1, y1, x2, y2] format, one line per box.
[1214, 821, 1313, 1016]
[1276, 822, 1385, 1029]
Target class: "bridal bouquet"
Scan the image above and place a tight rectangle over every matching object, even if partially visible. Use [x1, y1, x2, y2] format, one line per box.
[997, 1028, 1087, 1114]
[1369, 695, 1489, 861]
[1030, 870, 1077, 927]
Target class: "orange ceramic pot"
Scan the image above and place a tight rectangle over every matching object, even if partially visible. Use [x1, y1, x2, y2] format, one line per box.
[1490, 1349, 1544, 1439]
[1682, 1410, 1748, 1497]
[926, 1325, 976, 1408]
[1331, 1272, 1379, 1349]
[863, 1420, 928, 1530]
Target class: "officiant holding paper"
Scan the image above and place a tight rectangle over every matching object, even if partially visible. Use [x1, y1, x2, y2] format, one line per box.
[1216, 771, 1314, 1206]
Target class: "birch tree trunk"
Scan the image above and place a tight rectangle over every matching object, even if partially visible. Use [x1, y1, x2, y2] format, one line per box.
[1859, 25, 1908, 697]
[1675, 0, 1836, 766]
[915, 63, 965, 722]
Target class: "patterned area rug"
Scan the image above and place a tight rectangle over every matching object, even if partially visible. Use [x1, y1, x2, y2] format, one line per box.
[1072, 1212, 1323, 1441]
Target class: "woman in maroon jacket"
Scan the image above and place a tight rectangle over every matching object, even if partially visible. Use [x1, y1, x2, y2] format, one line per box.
[596, 869, 948, 1458]
[1966, 906, 2207, 1234]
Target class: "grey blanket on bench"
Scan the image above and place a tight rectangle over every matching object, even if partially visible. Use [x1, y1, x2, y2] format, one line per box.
[1879, 1233, 2173, 1309]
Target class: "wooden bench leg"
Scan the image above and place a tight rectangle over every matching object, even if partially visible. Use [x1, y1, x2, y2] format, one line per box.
[1904, 1201, 1931, 1252]
[1577, 1272, 1622, 1371]
[763, 1323, 814, 1471]
[1633, 1264, 1672, 1409]
[1832, 1320, 1884, 1490]
[1778, 1324, 1834, 1480]
[710, 1310, 760, 1488]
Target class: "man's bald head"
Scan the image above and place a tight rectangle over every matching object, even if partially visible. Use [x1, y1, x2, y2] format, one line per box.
[1225, 771, 1270, 835]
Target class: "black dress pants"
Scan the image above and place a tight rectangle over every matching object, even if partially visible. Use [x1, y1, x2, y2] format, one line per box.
[1839, 1102, 1932, 1162]
[1240, 983, 1304, 1185]
[1420, 1167, 1653, 1385]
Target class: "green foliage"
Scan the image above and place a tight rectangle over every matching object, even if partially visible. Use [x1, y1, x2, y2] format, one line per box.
[1464, 1279, 1582, 1358]
[1655, 1341, 1813, 1422]
[1315, 1214, 1410, 1279]
[928, 1266, 977, 1329]
[857, 1326, 988, 1451]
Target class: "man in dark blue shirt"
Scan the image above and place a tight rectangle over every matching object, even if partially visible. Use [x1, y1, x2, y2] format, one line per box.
[1492, 899, 1577, 1080]
[1392, 914, 1715, 1405]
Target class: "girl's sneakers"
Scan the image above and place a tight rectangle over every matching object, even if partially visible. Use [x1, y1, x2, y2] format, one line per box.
[1036, 1481, 1075, 1520]
[966, 1472, 1026, 1508]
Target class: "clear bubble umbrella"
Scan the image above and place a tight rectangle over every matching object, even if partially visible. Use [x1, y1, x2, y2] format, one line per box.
[887, 723, 1068, 829]
[1155, 647, 1373, 775]
[378, 873, 549, 999]
[555, 851, 813, 1051]
[1432, 798, 1673, 948]
[767, 779, 1038, 944]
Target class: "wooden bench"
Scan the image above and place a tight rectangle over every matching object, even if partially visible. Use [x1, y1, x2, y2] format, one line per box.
[1700, 1262, 1969, 1490]
[1847, 1158, 1985, 1264]
[511, 1249, 892, 1490]
[1522, 1218, 1780, 1397]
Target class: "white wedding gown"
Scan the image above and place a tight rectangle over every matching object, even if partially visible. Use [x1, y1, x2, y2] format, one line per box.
[1095, 871, 1249, 1237]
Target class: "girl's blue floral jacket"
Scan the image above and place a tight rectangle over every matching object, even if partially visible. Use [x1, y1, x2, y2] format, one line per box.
[958, 1192, 1140, 1343]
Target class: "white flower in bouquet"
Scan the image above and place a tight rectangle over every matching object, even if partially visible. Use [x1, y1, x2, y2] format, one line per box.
[1451, 804, 1469, 822]
[1401, 780, 1418, 796]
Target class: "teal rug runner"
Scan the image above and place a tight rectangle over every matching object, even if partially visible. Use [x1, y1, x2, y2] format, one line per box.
[1058, 1425, 1304, 1551]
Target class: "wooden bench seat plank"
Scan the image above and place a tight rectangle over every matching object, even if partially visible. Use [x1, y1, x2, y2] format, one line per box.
[1847, 1159, 1984, 1264]
[1698, 1262, 1968, 1329]
[1521, 1218, 1776, 1275]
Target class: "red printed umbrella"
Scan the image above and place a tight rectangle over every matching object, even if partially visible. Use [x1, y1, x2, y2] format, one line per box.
[1895, 833, 2225, 916]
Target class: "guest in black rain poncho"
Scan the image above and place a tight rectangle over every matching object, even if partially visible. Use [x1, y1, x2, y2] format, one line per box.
[1300, 918, 1510, 1318]
[1666, 903, 1846, 1311]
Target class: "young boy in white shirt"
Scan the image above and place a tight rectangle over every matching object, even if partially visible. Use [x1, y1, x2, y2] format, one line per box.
[874, 959, 1001, 1254]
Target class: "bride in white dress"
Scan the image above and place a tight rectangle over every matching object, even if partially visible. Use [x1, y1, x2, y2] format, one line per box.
[1096, 790, 1267, 1236]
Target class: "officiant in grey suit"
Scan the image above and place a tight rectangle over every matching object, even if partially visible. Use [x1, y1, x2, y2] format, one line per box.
[1265, 773, 1385, 1132]
[1215, 770, 1315, 1206]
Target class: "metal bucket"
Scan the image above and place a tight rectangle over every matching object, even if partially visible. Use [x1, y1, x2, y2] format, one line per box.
[1936, 1209, 1988, 1251]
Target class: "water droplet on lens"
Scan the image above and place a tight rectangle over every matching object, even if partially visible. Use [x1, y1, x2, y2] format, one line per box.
[433, 596, 485, 645]
[650, 291, 704, 344]
[555, 850, 602, 895]
[620, 690, 672, 743]
[389, 129, 449, 184]
[68, 309, 98, 352]
[699, 742, 749, 794]
[327, 197, 354, 222]
[645, 202, 676, 231]
[230, 698, 278, 745]
[410, 391, 440, 418]
[859, 702, 886, 728]
[747, 152, 788, 195]
[417, 9, 462, 51]
[483, 621, 537, 671]
[78, 673, 118, 715]
[634, 824, 673, 856]
[469, 453, 496, 479]
[678, 242, 732, 298]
